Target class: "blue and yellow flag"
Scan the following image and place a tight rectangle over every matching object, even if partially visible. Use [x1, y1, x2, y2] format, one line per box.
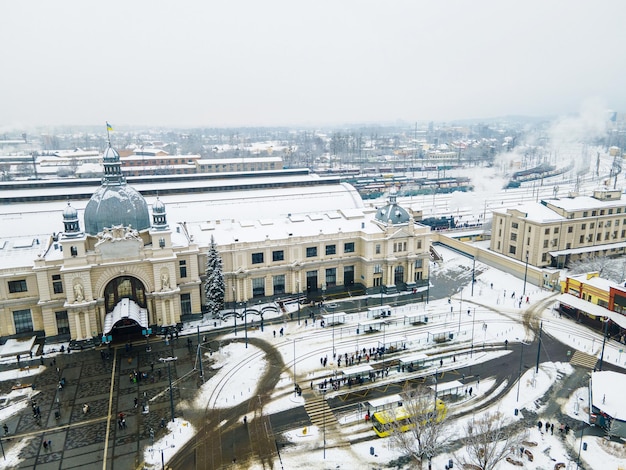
[106, 122, 114, 132]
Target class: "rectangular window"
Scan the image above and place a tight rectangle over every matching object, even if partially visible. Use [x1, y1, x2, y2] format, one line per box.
[414, 259, 423, 269]
[8, 280, 27, 293]
[55, 310, 70, 335]
[374, 264, 382, 274]
[541, 253, 547, 262]
[251, 252, 264, 264]
[622, 230, 626, 238]
[272, 250, 284, 262]
[252, 277, 265, 297]
[180, 293, 192, 315]
[325, 268, 336, 287]
[179, 260, 187, 278]
[13, 309, 33, 334]
[325, 244, 336, 255]
[583, 211, 588, 217]
[273, 275, 285, 295]
[512, 222, 519, 229]
[306, 246, 317, 258]
[579, 235, 584, 243]
[590, 223, 595, 229]
[581, 223, 586, 230]
[510, 233, 517, 241]
[592, 211, 597, 216]
[375, 244, 381, 254]
[344, 242, 355, 253]
[509, 245, 516, 255]
[543, 240, 549, 248]
[544, 228, 550, 235]
[417, 240, 422, 249]
[567, 226, 573, 233]
[52, 274, 63, 294]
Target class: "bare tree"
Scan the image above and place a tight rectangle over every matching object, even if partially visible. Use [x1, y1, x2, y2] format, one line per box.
[388, 384, 449, 469]
[568, 255, 626, 283]
[456, 411, 527, 470]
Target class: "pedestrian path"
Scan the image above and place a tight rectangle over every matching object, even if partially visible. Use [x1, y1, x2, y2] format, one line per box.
[569, 350, 598, 369]
[302, 390, 338, 429]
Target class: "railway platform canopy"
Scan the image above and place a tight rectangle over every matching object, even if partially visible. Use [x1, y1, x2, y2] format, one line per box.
[427, 328, 456, 343]
[366, 393, 404, 413]
[321, 312, 346, 326]
[429, 379, 464, 397]
[340, 364, 373, 381]
[357, 318, 388, 334]
[367, 305, 392, 319]
[399, 352, 428, 370]
[404, 313, 429, 325]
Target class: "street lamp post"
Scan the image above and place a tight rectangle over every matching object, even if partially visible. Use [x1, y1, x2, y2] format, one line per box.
[296, 279, 301, 325]
[470, 308, 476, 357]
[323, 389, 327, 459]
[293, 338, 297, 395]
[522, 251, 529, 297]
[599, 316, 610, 371]
[159, 356, 178, 422]
[577, 425, 588, 469]
[471, 256, 476, 296]
[516, 341, 529, 402]
[458, 289, 463, 335]
[244, 301, 248, 348]
[233, 287, 237, 336]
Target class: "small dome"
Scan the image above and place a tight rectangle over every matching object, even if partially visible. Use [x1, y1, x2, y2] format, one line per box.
[103, 146, 120, 161]
[63, 202, 78, 220]
[84, 184, 151, 235]
[153, 197, 166, 214]
[374, 192, 410, 225]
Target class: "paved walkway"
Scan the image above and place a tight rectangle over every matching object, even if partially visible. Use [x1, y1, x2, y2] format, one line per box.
[0, 335, 203, 469]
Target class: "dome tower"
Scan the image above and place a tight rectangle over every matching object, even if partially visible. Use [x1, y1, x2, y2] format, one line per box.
[84, 141, 151, 235]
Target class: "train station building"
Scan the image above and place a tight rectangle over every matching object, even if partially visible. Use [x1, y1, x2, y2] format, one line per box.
[0, 142, 432, 343]
[490, 188, 626, 268]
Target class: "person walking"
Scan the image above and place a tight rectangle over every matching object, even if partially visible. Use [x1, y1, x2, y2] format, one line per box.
[43, 440, 48, 451]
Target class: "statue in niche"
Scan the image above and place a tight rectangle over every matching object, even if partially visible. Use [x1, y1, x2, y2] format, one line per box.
[74, 282, 84, 303]
[161, 271, 170, 291]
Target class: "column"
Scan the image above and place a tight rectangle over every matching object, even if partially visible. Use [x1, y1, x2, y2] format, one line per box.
[84, 311, 91, 338]
[75, 313, 83, 340]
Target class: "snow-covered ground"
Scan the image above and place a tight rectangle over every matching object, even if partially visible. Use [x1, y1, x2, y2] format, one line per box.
[1, 245, 625, 469]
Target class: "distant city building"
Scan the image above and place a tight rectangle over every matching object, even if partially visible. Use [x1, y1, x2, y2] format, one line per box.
[195, 156, 283, 173]
[490, 188, 626, 268]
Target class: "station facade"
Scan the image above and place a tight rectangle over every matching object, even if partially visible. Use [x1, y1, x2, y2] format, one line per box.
[0, 143, 431, 343]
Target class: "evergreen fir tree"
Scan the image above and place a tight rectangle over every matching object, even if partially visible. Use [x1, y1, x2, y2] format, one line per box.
[205, 235, 225, 318]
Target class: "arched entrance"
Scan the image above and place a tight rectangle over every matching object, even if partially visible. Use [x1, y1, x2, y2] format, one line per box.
[103, 276, 149, 338]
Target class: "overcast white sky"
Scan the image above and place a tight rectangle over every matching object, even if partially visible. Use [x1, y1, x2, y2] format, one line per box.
[2, 1, 625, 129]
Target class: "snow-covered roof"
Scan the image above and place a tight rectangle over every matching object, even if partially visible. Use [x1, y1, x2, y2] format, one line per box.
[591, 371, 626, 420]
[556, 293, 626, 329]
[566, 274, 618, 292]
[196, 157, 282, 164]
[550, 241, 626, 257]
[545, 195, 624, 212]
[493, 202, 566, 223]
